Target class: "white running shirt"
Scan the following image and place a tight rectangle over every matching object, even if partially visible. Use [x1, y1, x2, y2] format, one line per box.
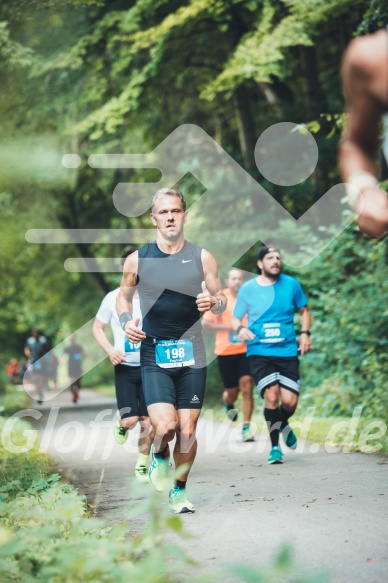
[95, 288, 142, 366]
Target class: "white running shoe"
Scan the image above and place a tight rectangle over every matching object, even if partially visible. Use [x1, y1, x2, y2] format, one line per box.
[169, 487, 195, 514]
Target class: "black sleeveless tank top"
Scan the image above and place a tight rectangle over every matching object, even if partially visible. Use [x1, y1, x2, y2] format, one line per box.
[137, 241, 204, 339]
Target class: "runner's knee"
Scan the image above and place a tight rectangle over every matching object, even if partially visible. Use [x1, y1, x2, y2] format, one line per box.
[122, 417, 139, 430]
[176, 427, 197, 453]
[264, 386, 280, 408]
[281, 394, 298, 411]
[153, 418, 176, 442]
[223, 388, 238, 405]
[239, 376, 253, 395]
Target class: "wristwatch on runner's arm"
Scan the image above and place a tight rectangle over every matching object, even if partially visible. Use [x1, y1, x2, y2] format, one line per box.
[211, 297, 223, 314]
[300, 330, 311, 336]
[119, 312, 133, 330]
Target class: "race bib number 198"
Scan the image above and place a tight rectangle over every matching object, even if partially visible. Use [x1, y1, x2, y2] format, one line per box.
[155, 339, 195, 368]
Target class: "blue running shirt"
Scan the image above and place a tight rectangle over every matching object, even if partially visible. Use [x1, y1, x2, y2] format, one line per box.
[233, 274, 308, 357]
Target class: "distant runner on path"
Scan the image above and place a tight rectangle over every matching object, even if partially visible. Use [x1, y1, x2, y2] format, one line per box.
[24, 328, 48, 404]
[63, 334, 85, 404]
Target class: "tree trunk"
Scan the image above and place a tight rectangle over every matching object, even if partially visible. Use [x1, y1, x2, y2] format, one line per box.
[61, 191, 110, 295]
[257, 80, 294, 106]
[298, 45, 326, 118]
[298, 45, 327, 200]
[233, 85, 256, 169]
[214, 115, 222, 146]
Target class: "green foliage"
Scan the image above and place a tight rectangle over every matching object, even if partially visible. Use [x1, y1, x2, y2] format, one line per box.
[0, 414, 52, 494]
[356, 0, 388, 35]
[0, 0, 386, 429]
[0, 414, 196, 583]
[0, 480, 131, 583]
[294, 224, 388, 427]
[0, 411, 331, 582]
[0, 386, 29, 416]
[0, 21, 34, 68]
[201, 0, 317, 97]
[299, 113, 345, 139]
[1, 8, 386, 581]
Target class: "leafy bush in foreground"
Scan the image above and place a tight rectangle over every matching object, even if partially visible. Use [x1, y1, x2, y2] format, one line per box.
[0, 411, 327, 583]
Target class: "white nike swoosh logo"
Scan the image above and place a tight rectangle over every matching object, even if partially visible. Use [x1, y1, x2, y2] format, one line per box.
[182, 259, 192, 263]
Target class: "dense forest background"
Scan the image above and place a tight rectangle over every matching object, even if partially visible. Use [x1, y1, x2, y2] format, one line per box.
[0, 0, 387, 425]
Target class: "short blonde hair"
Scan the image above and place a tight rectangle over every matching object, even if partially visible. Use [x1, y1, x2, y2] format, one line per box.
[151, 188, 186, 213]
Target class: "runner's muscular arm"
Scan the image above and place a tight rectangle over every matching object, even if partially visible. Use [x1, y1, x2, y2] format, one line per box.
[340, 37, 382, 178]
[339, 32, 388, 237]
[196, 249, 227, 313]
[298, 306, 312, 355]
[116, 251, 146, 343]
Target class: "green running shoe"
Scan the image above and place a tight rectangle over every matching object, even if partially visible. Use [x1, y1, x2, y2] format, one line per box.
[281, 425, 298, 449]
[242, 426, 255, 442]
[134, 465, 149, 484]
[169, 487, 195, 514]
[113, 416, 128, 445]
[148, 445, 170, 492]
[267, 446, 283, 464]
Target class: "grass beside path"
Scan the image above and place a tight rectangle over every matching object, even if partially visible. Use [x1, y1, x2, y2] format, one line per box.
[204, 393, 388, 454]
[94, 383, 388, 454]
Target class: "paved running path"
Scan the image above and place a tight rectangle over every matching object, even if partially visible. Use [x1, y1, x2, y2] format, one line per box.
[33, 389, 388, 583]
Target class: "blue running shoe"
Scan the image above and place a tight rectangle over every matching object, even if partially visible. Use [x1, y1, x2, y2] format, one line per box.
[280, 425, 298, 450]
[267, 446, 283, 464]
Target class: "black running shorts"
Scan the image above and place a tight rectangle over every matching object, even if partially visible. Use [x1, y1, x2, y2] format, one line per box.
[249, 355, 300, 398]
[140, 336, 207, 409]
[114, 364, 148, 418]
[217, 353, 252, 389]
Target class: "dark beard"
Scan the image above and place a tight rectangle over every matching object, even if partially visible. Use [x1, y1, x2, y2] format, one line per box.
[262, 268, 280, 282]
